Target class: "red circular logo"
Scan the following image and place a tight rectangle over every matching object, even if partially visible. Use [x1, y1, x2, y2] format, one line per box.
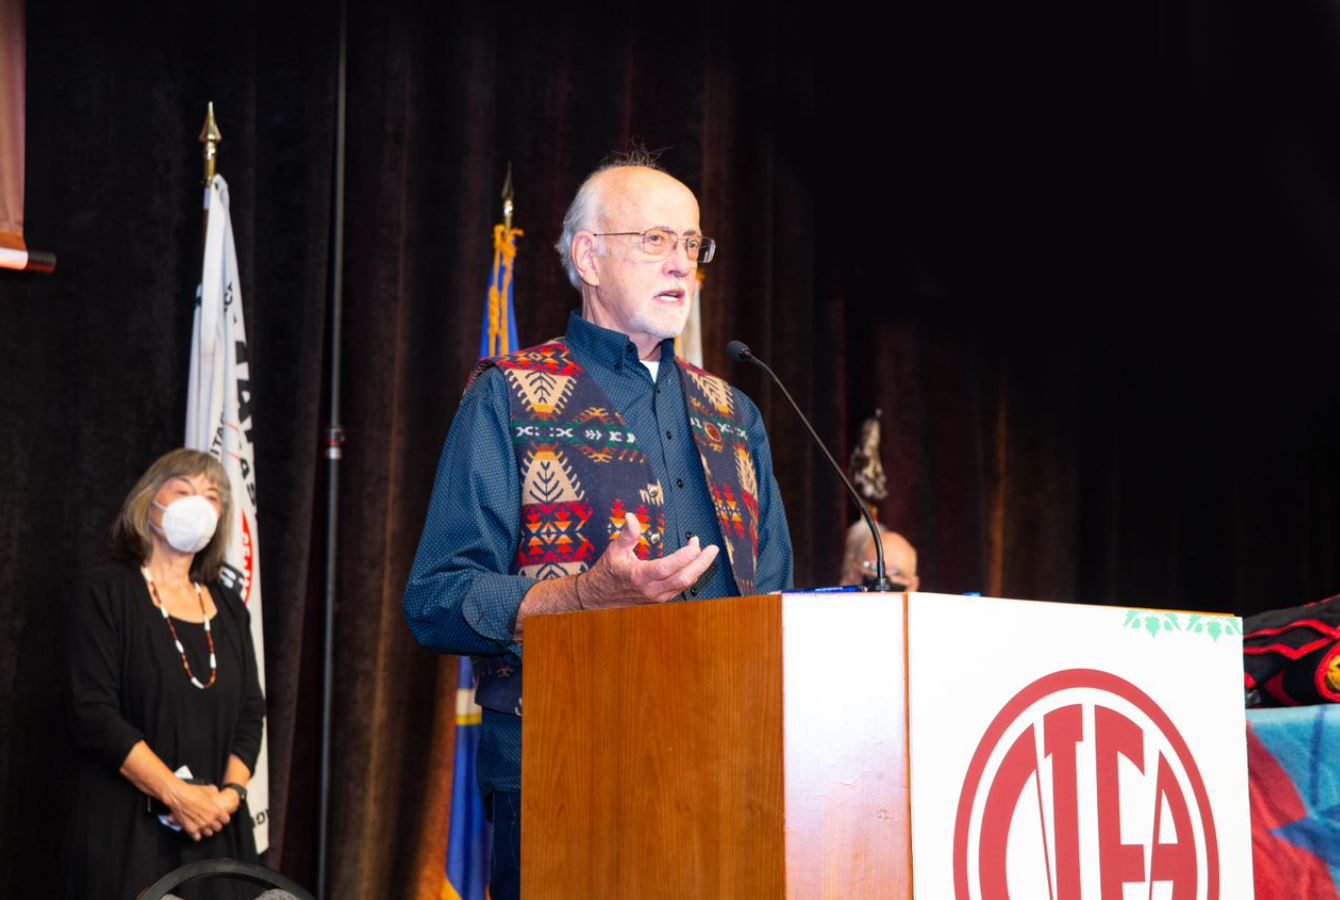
[953, 669, 1219, 900]
[241, 511, 256, 604]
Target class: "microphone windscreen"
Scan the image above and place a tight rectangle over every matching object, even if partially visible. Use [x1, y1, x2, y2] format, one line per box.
[726, 340, 753, 362]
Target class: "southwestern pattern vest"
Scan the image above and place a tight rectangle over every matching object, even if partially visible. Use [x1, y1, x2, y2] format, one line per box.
[466, 338, 762, 715]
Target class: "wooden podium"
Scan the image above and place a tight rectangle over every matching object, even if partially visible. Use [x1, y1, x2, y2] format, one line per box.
[521, 592, 910, 898]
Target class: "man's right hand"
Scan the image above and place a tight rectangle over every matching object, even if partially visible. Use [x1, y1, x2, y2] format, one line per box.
[579, 512, 720, 608]
[513, 512, 720, 638]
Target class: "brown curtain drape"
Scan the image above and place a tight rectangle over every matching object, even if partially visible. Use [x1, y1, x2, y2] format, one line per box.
[0, 3, 339, 890]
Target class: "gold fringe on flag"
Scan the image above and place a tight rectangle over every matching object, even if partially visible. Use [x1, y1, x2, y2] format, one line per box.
[487, 224, 524, 357]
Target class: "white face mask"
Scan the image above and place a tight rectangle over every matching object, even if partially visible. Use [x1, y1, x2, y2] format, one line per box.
[152, 495, 219, 554]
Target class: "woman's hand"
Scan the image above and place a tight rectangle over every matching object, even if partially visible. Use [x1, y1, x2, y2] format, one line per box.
[164, 780, 231, 841]
[216, 783, 242, 817]
[118, 742, 241, 841]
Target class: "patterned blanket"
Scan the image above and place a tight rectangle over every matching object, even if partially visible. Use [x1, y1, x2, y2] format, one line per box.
[1248, 705, 1340, 898]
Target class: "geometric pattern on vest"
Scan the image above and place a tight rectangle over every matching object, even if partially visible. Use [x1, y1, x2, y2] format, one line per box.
[474, 339, 669, 583]
[466, 339, 669, 715]
[464, 339, 763, 715]
[676, 360, 760, 597]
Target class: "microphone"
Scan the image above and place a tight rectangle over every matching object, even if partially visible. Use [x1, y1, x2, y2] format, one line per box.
[728, 340, 896, 592]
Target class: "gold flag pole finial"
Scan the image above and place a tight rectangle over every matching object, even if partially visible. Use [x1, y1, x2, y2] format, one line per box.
[199, 102, 222, 185]
[502, 162, 514, 230]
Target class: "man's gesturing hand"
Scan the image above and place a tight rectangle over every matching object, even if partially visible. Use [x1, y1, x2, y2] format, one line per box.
[513, 512, 720, 639]
[579, 512, 720, 608]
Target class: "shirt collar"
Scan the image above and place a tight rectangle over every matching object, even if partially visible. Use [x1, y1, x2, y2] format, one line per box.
[564, 310, 677, 372]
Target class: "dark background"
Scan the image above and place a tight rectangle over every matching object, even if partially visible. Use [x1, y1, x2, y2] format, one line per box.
[3, 0, 1339, 894]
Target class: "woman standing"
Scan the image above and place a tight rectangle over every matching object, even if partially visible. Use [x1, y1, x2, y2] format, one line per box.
[65, 449, 265, 899]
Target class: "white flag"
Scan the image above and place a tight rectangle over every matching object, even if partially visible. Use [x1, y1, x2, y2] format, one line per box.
[674, 271, 704, 368]
[186, 174, 270, 854]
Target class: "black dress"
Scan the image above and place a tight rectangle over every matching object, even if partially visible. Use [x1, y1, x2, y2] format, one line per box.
[65, 562, 265, 900]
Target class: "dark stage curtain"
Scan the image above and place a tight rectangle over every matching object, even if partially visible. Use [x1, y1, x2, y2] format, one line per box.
[3, 0, 1340, 896]
[0, 3, 339, 894]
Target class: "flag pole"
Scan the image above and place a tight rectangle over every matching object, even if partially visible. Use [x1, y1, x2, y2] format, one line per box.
[198, 102, 220, 257]
[318, 0, 349, 897]
[189, 98, 274, 860]
[199, 101, 221, 185]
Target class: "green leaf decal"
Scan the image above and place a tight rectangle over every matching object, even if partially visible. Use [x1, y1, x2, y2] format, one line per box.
[1122, 609, 1242, 644]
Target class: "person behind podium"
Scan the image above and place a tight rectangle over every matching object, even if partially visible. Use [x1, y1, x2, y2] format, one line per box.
[839, 522, 920, 591]
[403, 151, 795, 899]
[64, 448, 263, 900]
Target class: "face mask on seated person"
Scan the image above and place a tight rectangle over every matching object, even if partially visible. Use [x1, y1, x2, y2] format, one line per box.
[152, 495, 219, 554]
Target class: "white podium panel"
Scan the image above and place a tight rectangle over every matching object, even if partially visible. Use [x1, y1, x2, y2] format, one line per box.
[908, 593, 1252, 900]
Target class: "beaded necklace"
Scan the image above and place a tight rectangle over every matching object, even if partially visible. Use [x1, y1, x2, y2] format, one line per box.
[140, 566, 217, 690]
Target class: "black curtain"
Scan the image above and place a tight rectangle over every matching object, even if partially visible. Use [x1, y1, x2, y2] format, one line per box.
[0, 1, 337, 889]
[3, 0, 1340, 895]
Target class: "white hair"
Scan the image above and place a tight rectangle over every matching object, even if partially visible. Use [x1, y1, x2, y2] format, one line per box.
[554, 148, 665, 290]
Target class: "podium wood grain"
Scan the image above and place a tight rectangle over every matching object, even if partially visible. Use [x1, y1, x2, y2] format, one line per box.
[522, 593, 910, 898]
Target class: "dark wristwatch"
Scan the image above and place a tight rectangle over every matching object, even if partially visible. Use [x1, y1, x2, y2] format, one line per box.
[222, 783, 248, 804]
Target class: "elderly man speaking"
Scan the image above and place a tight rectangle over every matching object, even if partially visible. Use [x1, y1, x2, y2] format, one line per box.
[403, 153, 794, 898]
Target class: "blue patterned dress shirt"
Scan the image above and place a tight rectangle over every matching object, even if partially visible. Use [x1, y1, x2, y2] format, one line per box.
[403, 311, 794, 793]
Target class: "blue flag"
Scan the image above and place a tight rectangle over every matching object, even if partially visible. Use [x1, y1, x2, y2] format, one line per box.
[445, 656, 490, 900]
[480, 224, 523, 359]
[447, 217, 524, 900]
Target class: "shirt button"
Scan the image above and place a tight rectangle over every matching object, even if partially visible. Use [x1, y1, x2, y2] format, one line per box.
[676, 478, 684, 488]
[689, 585, 700, 597]
[686, 531, 694, 540]
[665, 429, 673, 440]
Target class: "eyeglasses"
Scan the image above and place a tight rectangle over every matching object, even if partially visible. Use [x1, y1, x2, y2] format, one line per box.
[859, 560, 912, 592]
[592, 227, 717, 264]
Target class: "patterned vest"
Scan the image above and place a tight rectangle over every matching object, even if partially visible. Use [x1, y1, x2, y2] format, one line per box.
[467, 338, 762, 715]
